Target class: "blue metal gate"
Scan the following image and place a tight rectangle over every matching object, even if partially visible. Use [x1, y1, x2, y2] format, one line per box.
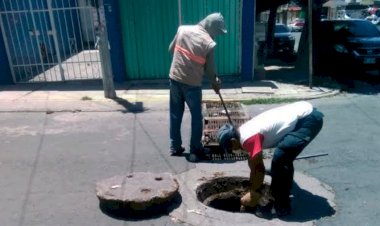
[0, 0, 106, 83]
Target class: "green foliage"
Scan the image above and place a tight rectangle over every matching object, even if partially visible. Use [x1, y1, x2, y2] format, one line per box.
[291, 0, 306, 7]
[240, 98, 299, 105]
[289, 0, 327, 8]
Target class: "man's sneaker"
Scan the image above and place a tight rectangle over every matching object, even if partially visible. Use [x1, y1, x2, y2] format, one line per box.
[187, 148, 211, 162]
[254, 201, 274, 219]
[170, 147, 185, 156]
[274, 201, 291, 218]
[187, 153, 199, 162]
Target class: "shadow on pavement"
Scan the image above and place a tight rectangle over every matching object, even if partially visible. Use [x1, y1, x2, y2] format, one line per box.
[264, 58, 380, 95]
[0, 79, 171, 91]
[112, 97, 145, 113]
[0, 80, 104, 91]
[281, 182, 336, 222]
[99, 192, 182, 221]
[264, 59, 308, 84]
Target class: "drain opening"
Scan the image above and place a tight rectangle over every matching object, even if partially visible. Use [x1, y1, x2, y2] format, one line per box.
[196, 177, 249, 212]
[196, 177, 272, 212]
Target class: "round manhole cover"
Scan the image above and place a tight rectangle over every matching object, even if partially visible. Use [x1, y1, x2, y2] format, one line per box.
[96, 172, 180, 217]
[196, 176, 272, 212]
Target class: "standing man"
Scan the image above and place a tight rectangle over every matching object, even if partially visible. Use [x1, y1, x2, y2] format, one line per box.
[169, 13, 227, 162]
[217, 101, 324, 217]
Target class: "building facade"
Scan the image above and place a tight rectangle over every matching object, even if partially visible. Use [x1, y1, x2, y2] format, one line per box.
[0, 0, 257, 84]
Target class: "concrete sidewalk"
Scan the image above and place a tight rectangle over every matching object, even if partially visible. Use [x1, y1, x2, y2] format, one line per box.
[0, 78, 339, 112]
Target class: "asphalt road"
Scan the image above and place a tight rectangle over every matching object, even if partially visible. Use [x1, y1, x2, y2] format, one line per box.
[307, 93, 380, 226]
[0, 83, 379, 226]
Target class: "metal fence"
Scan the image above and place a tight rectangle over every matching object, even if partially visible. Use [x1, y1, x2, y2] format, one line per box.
[0, 0, 106, 83]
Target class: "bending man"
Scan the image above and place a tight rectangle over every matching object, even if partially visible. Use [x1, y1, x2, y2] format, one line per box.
[217, 101, 324, 217]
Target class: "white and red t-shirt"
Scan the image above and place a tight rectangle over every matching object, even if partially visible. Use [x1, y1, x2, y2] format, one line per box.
[239, 101, 313, 159]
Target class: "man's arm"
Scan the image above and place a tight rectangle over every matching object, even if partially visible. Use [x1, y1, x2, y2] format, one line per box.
[248, 152, 265, 191]
[241, 152, 265, 208]
[204, 50, 221, 93]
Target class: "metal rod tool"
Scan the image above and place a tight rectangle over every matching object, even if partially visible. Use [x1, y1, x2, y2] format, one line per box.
[218, 92, 233, 125]
[295, 153, 328, 160]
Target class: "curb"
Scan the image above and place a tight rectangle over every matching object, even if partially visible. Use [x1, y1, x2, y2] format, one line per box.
[0, 89, 340, 113]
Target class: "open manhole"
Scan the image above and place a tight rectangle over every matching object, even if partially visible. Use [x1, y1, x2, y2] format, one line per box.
[196, 177, 272, 212]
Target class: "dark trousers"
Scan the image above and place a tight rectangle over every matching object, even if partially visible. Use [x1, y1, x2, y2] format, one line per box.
[169, 79, 203, 152]
[270, 109, 324, 205]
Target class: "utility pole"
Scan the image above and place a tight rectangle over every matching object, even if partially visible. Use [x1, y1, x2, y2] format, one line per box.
[96, 0, 116, 99]
[308, 0, 313, 89]
[98, 25, 117, 99]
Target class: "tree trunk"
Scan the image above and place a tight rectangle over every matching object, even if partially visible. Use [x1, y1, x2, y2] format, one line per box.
[266, 6, 278, 56]
[295, 0, 323, 71]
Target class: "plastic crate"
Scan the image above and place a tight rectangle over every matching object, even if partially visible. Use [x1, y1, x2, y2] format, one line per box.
[202, 101, 250, 149]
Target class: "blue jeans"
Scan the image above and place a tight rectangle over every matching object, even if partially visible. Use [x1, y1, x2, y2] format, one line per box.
[169, 79, 203, 153]
[270, 109, 324, 205]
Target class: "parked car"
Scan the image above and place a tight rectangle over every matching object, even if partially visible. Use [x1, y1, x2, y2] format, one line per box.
[314, 19, 380, 77]
[288, 19, 304, 32]
[273, 24, 296, 56]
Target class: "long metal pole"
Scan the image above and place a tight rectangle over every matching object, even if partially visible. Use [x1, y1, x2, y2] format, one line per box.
[295, 153, 328, 160]
[47, 0, 65, 81]
[218, 92, 233, 125]
[308, 0, 313, 89]
[0, 10, 16, 82]
[252, 0, 256, 80]
[98, 0, 116, 99]
[177, 0, 182, 25]
[28, 0, 48, 81]
[266, 153, 328, 175]
[99, 24, 116, 99]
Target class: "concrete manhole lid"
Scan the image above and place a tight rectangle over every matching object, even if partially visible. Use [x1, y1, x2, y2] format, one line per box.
[96, 172, 179, 212]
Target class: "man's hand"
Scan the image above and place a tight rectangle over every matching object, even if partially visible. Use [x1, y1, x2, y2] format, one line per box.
[241, 190, 261, 208]
[212, 77, 221, 94]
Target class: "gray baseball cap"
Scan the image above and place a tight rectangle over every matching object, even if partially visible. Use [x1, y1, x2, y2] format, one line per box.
[199, 12, 227, 37]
